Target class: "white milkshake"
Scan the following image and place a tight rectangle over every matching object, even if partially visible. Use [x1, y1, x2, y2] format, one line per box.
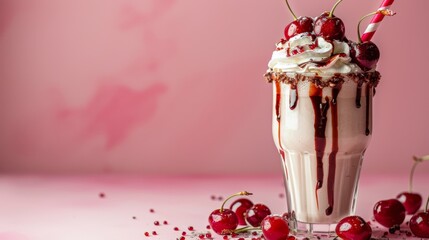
[265, 33, 380, 230]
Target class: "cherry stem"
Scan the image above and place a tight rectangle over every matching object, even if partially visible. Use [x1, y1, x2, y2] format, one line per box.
[410, 155, 429, 192]
[234, 226, 260, 234]
[329, 0, 343, 18]
[284, 0, 297, 20]
[220, 191, 252, 213]
[357, 9, 396, 43]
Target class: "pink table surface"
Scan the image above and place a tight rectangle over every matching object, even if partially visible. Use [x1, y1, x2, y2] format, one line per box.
[0, 174, 427, 240]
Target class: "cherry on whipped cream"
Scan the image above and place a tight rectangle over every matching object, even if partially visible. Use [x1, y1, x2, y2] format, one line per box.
[284, 17, 314, 41]
[283, 0, 314, 40]
[314, 0, 345, 41]
[350, 41, 380, 71]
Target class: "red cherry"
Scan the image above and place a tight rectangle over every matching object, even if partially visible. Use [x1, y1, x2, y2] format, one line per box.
[314, 14, 345, 41]
[245, 203, 272, 227]
[261, 215, 290, 240]
[373, 199, 406, 228]
[229, 198, 254, 225]
[284, 17, 314, 40]
[208, 209, 238, 235]
[397, 192, 422, 214]
[335, 216, 372, 240]
[350, 41, 380, 71]
[410, 212, 429, 238]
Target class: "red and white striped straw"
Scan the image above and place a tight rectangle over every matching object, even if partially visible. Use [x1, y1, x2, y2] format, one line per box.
[361, 0, 395, 42]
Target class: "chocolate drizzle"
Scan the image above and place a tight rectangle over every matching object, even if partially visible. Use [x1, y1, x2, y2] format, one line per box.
[355, 81, 363, 108]
[309, 83, 330, 206]
[268, 71, 378, 215]
[326, 84, 342, 216]
[365, 84, 372, 136]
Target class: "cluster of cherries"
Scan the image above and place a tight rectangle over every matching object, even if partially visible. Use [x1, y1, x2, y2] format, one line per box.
[282, 0, 382, 71]
[208, 159, 428, 240]
[371, 155, 429, 238]
[208, 191, 290, 240]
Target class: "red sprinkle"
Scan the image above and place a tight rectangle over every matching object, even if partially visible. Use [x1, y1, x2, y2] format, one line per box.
[206, 233, 212, 238]
[188, 226, 194, 231]
[132, 216, 136, 220]
[199, 234, 205, 239]
[180, 237, 186, 240]
[206, 225, 211, 229]
[154, 221, 159, 226]
[149, 209, 155, 213]
[182, 231, 187, 236]
[99, 192, 105, 198]
[152, 231, 157, 235]
[174, 227, 179, 231]
[238, 238, 245, 240]
[144, 232, 149, 237]
[252, 231, 258, 236]
[223, 236, 228, 240]
[211, 195, 216, 200]
[163, 220, 168, 225]
[287, 236, 296, 240]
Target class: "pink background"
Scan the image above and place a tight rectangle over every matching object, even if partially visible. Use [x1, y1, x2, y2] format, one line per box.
[0, 0, 428, 176]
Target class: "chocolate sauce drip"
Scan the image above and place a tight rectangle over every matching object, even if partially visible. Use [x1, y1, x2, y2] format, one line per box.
[326, 85, 342, 216]
[275, 81, 281, 121]
[355, 82, 363, 108]
[310, 84, 330, 195]
[289, 85, 298, 110]
[365, 84, 371, 136]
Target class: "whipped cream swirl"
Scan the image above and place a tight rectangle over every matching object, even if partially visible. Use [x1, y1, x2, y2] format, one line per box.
[268, 34, 362, 75]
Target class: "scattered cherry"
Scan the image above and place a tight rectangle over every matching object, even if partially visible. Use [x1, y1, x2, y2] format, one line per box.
[397, 192, 422, 214]
[261, 215, 290, 240]
[230, 198, 254, 225]
[208, 191, 252, 235]
[335, 216, 372, 240]
[314, 0, 345, 41]
[246, 203, 272, 227]
[409, 196, 429, 238]
[373, 199, 406, 228]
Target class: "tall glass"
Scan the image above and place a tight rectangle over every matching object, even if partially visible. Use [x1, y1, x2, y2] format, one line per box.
[268, 72, 379, 234]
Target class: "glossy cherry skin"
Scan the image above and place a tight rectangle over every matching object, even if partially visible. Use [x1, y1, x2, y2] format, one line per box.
[261, 215, 290, 240]
[373, 199, 406, 228]
[229, 198, 254, 225]
[350, 41, 380, 71]
[284, 16, 314, 40]
[409, 212, 429, 238]
[335, 216, 372, 240]
[245, 203, 272, 227]
[208, 209, 238, 235]
[314, 13, 345, 41]
[397, 192, 422, 214]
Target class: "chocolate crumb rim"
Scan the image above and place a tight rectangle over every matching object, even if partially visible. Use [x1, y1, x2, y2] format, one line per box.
[264, 71, 381, 88]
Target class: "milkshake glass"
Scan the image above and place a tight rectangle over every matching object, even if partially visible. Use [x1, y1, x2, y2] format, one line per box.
[265, 34, 381, 233]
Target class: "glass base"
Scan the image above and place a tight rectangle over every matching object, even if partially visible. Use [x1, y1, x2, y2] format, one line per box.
[290, 221, 337, 238]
